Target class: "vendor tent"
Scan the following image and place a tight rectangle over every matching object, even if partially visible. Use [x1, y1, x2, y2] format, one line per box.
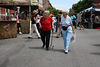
[95, 8, 100, 11]
[80, 7, 100, 13]
[78, 7, 100, 29]
[0, 0, 44, 11]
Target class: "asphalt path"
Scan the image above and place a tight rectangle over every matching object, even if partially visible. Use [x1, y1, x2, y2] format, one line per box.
[0, 29, 100, 67]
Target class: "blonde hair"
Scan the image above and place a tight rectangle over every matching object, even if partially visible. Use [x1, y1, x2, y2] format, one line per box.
[33, 10, 38, 14]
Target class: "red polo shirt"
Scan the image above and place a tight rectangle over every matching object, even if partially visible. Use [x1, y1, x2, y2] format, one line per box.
[40, 16, 53, 31]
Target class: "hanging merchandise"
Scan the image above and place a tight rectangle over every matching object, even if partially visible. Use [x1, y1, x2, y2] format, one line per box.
[17, 6, 20, 13]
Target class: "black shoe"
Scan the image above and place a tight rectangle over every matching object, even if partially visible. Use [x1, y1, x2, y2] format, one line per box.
[42, 45, 45, 48]
[28, 37, 32, 39]
[38, 37, 41, 39]
[56, 36, 60, 38]
[46, 48, 49, 50]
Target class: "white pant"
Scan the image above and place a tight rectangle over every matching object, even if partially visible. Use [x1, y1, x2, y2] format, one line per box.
[29, 24, 41, 37]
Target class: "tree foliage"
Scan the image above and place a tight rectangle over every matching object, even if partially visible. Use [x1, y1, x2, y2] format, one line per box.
[69, 11, 75, 16]
[47, 7, 59, 16]
[73, 0, 93, 13]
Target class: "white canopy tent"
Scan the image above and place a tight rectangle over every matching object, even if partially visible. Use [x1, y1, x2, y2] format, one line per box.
[95, 8, 100, 11]
[78, 7, 100, 29]
[79, 7, 100, 14]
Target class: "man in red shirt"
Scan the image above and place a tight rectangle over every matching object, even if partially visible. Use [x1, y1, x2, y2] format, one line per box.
[39, 10, 54, 50]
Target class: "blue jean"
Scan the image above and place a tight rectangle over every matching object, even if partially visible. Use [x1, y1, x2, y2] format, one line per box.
[62, 29, 72, 50]
[54, 22, 59, 32]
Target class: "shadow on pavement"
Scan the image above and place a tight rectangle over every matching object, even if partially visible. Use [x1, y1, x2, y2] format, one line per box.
[29, 46, 71, 54]
[90, 52, 100, 55]
[23, 37, 40, 40]
[22, 37, 34, 42]
[92, 44, 100, 47]
[50, 49, 64, 53]
[90, 44, 100, 56]
[25, 39, 33, 42]
[23, 37, 33, 39]
[29, 47, 44, 50]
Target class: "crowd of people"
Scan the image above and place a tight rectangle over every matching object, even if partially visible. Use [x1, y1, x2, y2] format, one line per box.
[2, 9, 86, 54]
[6, 9, 79, 54]
[5, 9, 100, 54]
[26, 10, 76, 54]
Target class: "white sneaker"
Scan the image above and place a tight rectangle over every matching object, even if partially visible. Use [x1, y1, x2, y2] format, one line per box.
[65, 50, 68, 54]
[19, 32, 22, 35]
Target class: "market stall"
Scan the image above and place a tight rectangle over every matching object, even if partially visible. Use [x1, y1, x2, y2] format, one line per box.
[77, 7, 100, 29]
[0, 0, 39, 35]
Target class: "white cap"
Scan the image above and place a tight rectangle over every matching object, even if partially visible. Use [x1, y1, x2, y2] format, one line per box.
[62, 10, 68, 14]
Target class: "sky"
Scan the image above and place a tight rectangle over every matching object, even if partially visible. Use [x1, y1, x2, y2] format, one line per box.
[49, 0, 80, 12]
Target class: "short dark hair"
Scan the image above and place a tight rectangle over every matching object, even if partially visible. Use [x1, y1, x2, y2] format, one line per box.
[58, 11, 62, 14]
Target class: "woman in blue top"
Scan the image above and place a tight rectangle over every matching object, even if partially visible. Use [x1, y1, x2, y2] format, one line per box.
[59, 11, 75, 54]
[71, 14, 77, 29]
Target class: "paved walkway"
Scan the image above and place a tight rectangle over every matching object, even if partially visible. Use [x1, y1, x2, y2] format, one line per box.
[0, 29, 100, 67]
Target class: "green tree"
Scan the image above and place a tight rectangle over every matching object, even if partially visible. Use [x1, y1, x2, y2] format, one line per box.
[69, 11, 75, 16]
[47, 7, 59, 16]
[73, 0, 93, 13]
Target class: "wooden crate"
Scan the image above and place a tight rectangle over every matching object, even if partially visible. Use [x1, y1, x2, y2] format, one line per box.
[20, 20, 30, 34]
[0, 21, 17, 39]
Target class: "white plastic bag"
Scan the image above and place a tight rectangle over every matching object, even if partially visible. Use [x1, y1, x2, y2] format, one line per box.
[71, 34, 76, 43]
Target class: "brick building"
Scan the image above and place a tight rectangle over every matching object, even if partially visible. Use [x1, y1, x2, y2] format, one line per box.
[43, 0, 53, 9]
[94, 0, 100, 3]
[93, 0, 100, 8]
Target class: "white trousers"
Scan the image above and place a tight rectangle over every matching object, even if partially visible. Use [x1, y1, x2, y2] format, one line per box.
[29, 24, 41, 37]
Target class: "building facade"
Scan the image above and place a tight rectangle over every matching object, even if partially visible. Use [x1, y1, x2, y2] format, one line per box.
[43, 0, 53, 9]
[93, 0, 100, 8]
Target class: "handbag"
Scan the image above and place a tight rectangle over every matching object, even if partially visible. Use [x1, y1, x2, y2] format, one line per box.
[62, 25, 70, 31]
